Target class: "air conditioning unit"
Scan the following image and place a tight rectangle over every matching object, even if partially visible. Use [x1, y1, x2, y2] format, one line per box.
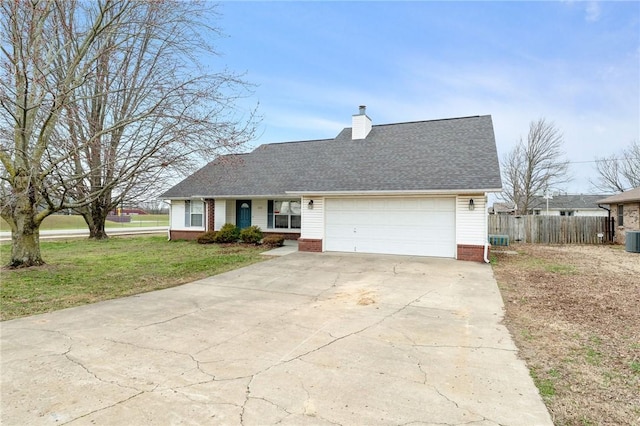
[626, 231, 640, 253]
[489, 234, 509, 246]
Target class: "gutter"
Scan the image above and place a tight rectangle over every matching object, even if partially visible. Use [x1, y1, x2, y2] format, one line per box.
[163, 200, 172, 241]
[484, 197, 490, 263]
[598, 203, 613, 241]
[286, 188, 503, 197]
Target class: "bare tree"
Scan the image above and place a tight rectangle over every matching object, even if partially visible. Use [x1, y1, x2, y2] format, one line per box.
[60, 1, 256, 239]
[591, 140, 640, 193]
[500, 118, 570, 214]
[0, 0, 256, 266]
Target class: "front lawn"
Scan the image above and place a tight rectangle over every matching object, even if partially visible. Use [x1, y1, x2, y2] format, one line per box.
[0, 236, 267, 320]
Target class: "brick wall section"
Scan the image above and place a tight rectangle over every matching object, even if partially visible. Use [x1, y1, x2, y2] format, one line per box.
[613, 201, 640, 245]
[299, 238, 322, 252]
[206, 199, 215, 232]
[170, 230, 300, 242]
[457, 244, 488, 262]
[170, 230, 201, 241]
[263, 232, 300, 240]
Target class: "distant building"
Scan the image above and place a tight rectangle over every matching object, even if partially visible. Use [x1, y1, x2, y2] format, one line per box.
[528, 194, 612, 217]
[490, 194, 613, 216]
[489, 202, 516, 215]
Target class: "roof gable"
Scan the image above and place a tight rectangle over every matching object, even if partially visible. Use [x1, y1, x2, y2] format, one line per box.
[162, 115, 502, 198]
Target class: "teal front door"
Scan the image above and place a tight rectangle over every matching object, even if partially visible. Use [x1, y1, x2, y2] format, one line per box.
[236, 200, 252, 229]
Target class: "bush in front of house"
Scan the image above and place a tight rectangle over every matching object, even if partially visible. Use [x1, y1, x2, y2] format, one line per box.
[196, 231, 217, 244]
[262, 234, 285, 247]
[239, 226, 263, 244]
[213, 223, 240, 243]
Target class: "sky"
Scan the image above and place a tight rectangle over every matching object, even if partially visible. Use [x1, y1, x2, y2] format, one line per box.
[209, 1, 639, 195]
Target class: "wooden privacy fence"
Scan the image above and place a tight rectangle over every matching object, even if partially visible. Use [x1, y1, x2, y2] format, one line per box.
[488, 215, 615, 244]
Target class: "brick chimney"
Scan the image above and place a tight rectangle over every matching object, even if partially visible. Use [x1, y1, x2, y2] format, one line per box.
[352, 105, 372, 140]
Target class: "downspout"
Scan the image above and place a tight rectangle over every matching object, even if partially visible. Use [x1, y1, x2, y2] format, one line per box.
[484, 198, 490, 263]
[598, 203, 612, 241]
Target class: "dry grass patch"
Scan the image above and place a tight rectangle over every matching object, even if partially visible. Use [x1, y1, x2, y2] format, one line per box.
[492, 244, 640, 425]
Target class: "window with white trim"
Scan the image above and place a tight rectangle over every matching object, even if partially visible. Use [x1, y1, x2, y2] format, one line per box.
[268, 200, 301, 229]
[184, 200, 204, 227]
[617, 204, 624, 226]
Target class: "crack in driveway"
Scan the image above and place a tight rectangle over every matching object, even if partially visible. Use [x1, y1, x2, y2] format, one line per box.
[1, 254, 552, 425]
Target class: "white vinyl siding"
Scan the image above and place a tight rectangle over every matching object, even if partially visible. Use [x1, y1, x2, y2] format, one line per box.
[456, 195, 486, 246]
[536, 209, 608, 217]
[214, 200, 227, 231]
[170, 201, 186, 230]
[574, 210, 611, 217]
[301, 196, 324, 239]
[252, 199, 268, 229]
[325, 197, 456, 258]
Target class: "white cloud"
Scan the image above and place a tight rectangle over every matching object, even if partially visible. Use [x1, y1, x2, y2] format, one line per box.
[585, 1, 601, 22]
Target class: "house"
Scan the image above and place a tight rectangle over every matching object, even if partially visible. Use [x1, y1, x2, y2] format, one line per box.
[161, 107, 502, 261]
[597, 187, 640, 245]
[527, 194, 612, 216]
[490, 194, 612, 216]
[489, 202, 516, 215]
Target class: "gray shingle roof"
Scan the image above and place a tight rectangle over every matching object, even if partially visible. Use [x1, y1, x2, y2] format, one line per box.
[529, 194, 615, 210]
[161, 115, 502, 198]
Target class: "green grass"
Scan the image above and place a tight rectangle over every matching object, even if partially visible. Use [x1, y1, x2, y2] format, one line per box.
[543, 263, 577, 274]
[530, 367, 557, 399]
[521, 328, 534, 341]
[517, 255, 577, 275]
[585, 335, 603, 366]
[0, 214, 168, 231]
[0, 236, 266, 320]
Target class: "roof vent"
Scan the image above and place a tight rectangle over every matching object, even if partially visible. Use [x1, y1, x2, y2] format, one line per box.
[352, 105, 372, 140]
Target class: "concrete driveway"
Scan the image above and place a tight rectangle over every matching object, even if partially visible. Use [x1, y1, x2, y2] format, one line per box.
[1, 252, 552, 425]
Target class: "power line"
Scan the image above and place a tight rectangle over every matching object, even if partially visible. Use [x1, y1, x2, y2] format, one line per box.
[566, 157, 639, 165]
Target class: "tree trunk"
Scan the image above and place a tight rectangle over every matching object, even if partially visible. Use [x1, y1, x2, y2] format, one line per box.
[80, 200, 110, 240]
[8, 186, 45, 267]
[10, 226, 44, 268]
[89, 214, 108, 240]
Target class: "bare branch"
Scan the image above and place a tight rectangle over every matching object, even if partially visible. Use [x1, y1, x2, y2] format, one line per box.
[591, 140, 640, 192]
[500, 118, 571, 213]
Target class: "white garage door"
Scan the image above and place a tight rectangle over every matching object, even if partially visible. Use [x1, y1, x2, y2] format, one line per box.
[325, 197, 456, 258]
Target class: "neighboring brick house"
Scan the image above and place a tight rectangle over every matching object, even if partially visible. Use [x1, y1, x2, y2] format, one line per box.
[597, 187, 640, 245]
